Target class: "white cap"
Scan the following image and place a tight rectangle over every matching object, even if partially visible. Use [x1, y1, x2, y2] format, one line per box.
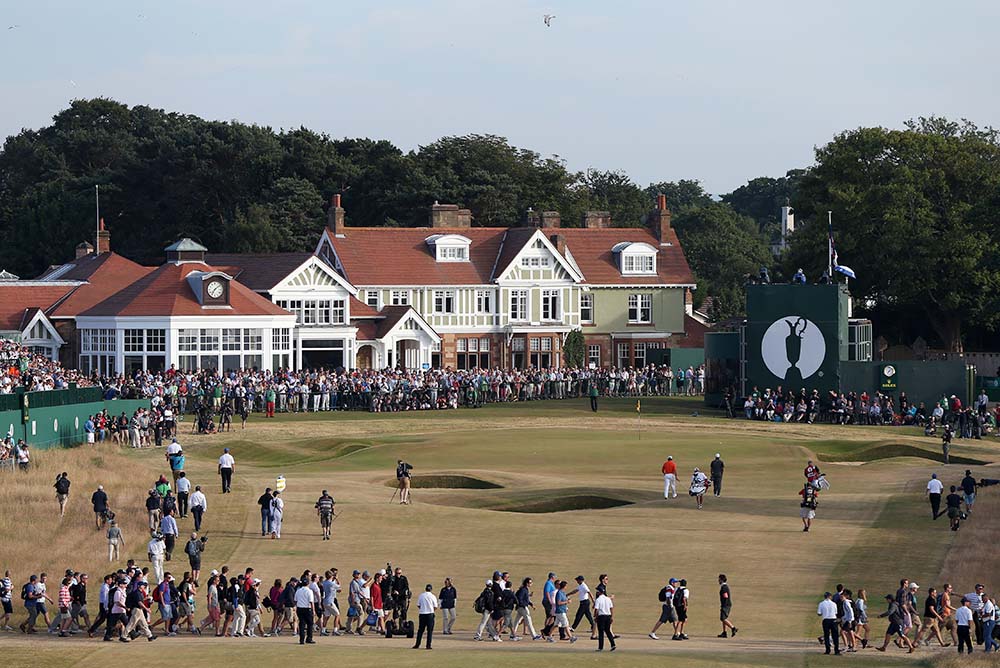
[486, 579, 493, 585]
[715, 453, 720, 458]
[378, 569, 386, 576]
[909, 582, 919, 589]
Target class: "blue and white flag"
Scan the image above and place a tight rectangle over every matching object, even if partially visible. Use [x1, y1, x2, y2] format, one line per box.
[829, 219, 857, 280]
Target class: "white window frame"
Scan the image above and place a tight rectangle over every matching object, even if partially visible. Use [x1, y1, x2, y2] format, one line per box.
[510, 290, 528, 322]
[365, 290, 380, 309]
[622, 253, 655, 275]
[634, 342, 647, 367]
[437, 245, 468, 262]
[580, 293, 594, 324]
[588, 344, 601, 367]
[433, 290, 456, 314]
[390, 290, 409, 306]
[627, 293, 652, 324]
[475, 289, 493, 314]
[331, 299, 346, 325]
[541, 290, 560, 321]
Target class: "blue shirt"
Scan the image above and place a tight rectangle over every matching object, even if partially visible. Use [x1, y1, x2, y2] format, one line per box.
[543, 580, 556, 607]
[439, 586, 456, 609]
[555, 590, 568, 614]
[160, 515, 178, 536]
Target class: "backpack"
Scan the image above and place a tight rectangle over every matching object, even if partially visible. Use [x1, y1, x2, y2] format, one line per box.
[658, 586, 669, 603]
[152, 583, 162, 603]
[185, 540, 200, 558]
[55, 477, 69, 494]
[673, 587, 687, 611]
[20, 583, 31, 601]
[802, 486, 816, 508]
[935, 593, 945, 615]
[474, 588, 493, 614]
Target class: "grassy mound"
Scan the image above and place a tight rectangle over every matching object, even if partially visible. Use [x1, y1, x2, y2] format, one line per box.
[385, 474, 503, 489]
[821, 442, 988, 465]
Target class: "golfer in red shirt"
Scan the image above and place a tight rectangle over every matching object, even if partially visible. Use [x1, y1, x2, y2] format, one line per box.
[662, 456, 678, 499]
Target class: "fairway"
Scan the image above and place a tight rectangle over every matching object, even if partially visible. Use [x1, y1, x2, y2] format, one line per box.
[3, 397, 997, 667]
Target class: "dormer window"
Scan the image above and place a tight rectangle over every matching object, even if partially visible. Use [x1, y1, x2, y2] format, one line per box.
[612, 242, 658, 276]
[425, 234, 471, 262]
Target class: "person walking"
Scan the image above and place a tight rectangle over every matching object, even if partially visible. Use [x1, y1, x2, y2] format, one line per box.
[189, 485, 207, 531]
[673, 579, 690, 640]
[690, 468, 710, 509]
[955, 597, 974, 654]
[184, 533, 204, 582]
[799, 481, 819, 532]
[54, 472, 70, 518]
[396, 460, 413, 505]
[594, 586, 615, 651]
[554, 580, 577, 643]
[217, 448, 235, 494]
[175, 472, 191, 518]
[257, 488, 273, 536]
[160, 509, 178, 561]
[710, 453, 725, 497]
[920, 586, 951, 647]
[105, 578, 128, 641]
[413, 584, 437, 649]
[649, 577, 677, 640]
[963, 584, 985, 644]
[145, 490, 162, 532]
[961, 470, 977, 514]
[295, 579, 316, 644]
[927, 473, 944, 519]
[91, 485, 109, 529]
[512, 577, 540, 640]
[106, 521, 124, 562]
[315, 490, 336, 541]
[662, 456, 677, 500]
[123, 580, 156, 642]
[541, 572, 558, 641]
[945, 486, 963, 531]
[270, 491, 284, 539]
[588, 382, 599, 412]
[875, 594, 914, 653]
[718, 574, 738, 638]
[473, 579, 500, 641]
[818, 591, 841, 655]
[982, 594, 998, 653]
[439, 577, 457, 635]
[148, 532, 166, 584]
[0, 571, 13, 631]
[87, 574, 113, 638]
[570, 575, 595, 639]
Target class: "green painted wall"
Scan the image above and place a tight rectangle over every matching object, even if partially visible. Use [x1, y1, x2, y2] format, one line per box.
[840, 360, 972, 409]
[588, 287, 684, 333]
[0, 397, 151, 450]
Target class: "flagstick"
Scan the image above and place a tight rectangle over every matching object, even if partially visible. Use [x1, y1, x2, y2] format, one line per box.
[827, 210, 833, 278]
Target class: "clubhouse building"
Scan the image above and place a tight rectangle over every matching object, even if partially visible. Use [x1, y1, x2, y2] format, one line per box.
[0, 197, 699, 373]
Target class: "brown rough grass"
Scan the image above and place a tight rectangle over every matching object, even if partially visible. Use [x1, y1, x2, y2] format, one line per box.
[0, 445, 159, 583]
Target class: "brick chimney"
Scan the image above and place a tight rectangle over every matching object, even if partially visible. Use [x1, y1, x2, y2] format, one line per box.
[550, 233, 567, 256]
[583, 211, 612, 229]
[430, 202, 472, 228]
[649, 194, 672, 245]
[540, 211, 561, 229]
[75, 241, 94, 259]
[95, 218, 111, 254]
[327, 194, 346, 237]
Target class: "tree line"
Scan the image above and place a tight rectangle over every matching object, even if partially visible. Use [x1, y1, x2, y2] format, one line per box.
[1, 99, 997, 351]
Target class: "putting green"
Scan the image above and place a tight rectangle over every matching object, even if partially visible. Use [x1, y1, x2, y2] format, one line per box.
[2, 397, 995, 666]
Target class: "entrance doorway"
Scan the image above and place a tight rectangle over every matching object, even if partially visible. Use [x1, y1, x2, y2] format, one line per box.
[302, 349, 345, 370]
[356, 345, 374, 369]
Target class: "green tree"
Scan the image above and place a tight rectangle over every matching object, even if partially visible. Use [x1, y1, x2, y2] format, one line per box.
[644, 179, 713, 212]
[790, 117, 1000, 351]
[563, 329, 585, 368]
[672, 203, 772, 320]
[721, 170, 805, 241]
[578, 169, 648, 226]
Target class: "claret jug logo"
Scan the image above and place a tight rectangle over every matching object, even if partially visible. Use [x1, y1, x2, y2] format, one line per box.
[761, 316, 826, 385]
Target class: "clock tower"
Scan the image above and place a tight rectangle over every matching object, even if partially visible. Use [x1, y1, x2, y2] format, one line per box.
[201, 275, 231, 306]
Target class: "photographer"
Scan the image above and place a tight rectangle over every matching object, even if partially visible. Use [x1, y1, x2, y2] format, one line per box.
[396, 460, 413, 505]
[184, 533, 206, 582]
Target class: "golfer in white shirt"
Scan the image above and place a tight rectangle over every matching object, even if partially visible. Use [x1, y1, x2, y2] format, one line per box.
[414, 584, 438, 649]
[217, 448, 235, 493]
[594, 590, 615, 651]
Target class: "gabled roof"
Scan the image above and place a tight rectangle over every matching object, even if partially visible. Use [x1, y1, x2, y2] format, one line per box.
[353, 306, 440, 341]
[0, 285, 79, 330]
[492, 228, 583, 282]
[165, 238, 208, 252]
[205, 253, 314, 292]
[46, 254, 155, 318]
[321, 226, 506, 285]
[80, 262, 292, 317]
[553, 227, 695, 285]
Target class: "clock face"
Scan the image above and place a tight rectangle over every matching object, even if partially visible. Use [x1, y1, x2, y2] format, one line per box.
[883, 365, 896, 378]
[206, 280, 224, 299]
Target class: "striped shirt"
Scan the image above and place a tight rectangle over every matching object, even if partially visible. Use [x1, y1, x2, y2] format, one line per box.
[59, 585, 71, 609]
[315, 495, 335, 514]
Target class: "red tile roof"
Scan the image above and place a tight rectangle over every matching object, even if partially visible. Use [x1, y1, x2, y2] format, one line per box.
[0, 285, 77, 330]
[80, 262, 292, 317]
[350, 296, 380, 318]
[553, 227, 695, 285]
[47, 253, 155, 318]
[323, 224, 694, 287]
[325, 227, 506, 285]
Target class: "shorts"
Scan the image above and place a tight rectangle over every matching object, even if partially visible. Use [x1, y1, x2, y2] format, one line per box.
[923, 616, 939, 630]
[324, 603, 340, 617]
[375, 608, 385, 619]
[36, 603, 47, 615]
[841, 621, 853, 632]
[208, 605, 221, 622]
[887, 622, 904, 637]
[947, 506, 961, 519]
[283, 607, 296, 623]
[177, 601, 191, 616]
[676, 608, 688, 622]
[57, 493, 68, 503]
[400, 477, 411, 490]
[721, 605, 732, 622]
[658, 604, 676, 624]
[800, 507, 816, 519]
[555, 612, 569, 628]
[2, 600, 12, 614]
[320, 513, 332, 528]
[965, 493, 975, 506]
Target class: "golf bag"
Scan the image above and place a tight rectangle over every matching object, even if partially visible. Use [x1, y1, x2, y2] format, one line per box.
[814, 474, 831, 491]
[402, 620, 414, 638]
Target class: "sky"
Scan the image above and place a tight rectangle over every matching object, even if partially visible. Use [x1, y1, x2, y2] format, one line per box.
[2, 0, 998, 195]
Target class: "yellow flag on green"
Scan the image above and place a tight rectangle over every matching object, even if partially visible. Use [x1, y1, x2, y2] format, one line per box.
[636, 400, 641, 413]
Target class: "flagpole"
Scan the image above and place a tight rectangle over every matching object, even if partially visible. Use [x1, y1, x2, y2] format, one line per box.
[827, 210, 833, 278]
[637, 399, 641, 440]
[95, 184, 100, 245]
